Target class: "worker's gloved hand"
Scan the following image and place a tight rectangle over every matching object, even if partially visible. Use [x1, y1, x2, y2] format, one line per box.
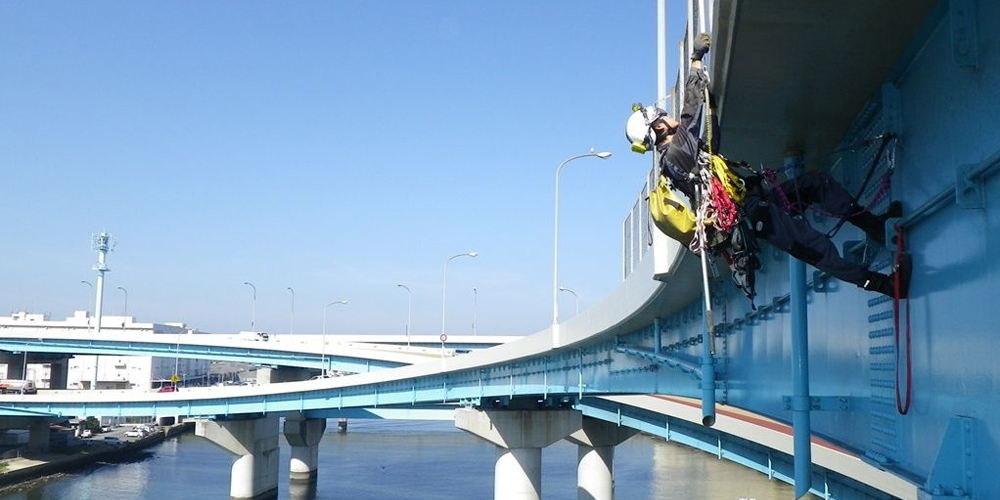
[691, 32, 711, 61]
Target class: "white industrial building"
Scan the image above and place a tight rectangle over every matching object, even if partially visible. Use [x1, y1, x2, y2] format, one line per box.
[0, 311, 211, 390]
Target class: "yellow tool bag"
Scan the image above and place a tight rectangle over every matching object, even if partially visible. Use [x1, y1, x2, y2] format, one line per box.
[649, 175, 697, 245]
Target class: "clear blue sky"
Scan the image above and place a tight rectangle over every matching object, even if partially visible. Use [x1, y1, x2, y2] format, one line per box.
[1, 2, 688, 336]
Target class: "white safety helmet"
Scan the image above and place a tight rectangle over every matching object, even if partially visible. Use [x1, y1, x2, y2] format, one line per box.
[625, 104, 668, 154]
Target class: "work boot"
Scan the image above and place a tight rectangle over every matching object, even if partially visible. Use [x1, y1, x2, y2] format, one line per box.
[849, 201, 903, 246]
[861, 253, 912, 298]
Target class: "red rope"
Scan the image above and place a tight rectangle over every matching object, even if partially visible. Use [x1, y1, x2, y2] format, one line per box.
[710, 177, 738, 231]
[894, 223, 912, 415]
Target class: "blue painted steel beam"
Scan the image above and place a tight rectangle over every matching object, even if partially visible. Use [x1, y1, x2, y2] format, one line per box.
[0, 338, 404, 373]
[576, 398, 895, 500]
[302, 405, 457, 420]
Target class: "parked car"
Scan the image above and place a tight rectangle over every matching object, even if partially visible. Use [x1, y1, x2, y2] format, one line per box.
[124, 429, 144, 438]
[80, 429, 93, 438]
[157, 385, 178, 393]
[0, 379, 37, 394]
[103, 436, 123, 445]
[238, 331, 269, 341]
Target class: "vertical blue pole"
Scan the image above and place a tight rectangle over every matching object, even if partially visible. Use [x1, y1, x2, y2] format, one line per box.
[787, 155, 812, 498]
[692, 181, 717, 427]
[701, 292, 717, 427]
[701, 348, 716, 426]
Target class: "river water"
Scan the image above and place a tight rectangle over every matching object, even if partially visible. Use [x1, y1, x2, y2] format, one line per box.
[0, 419, 797, 500]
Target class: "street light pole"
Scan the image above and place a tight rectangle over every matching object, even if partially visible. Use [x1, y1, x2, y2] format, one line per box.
[117, 286, 128, 331]
[442, 252, 477, 338]
[553, 151, 611, 329]
[286, 287, 295, 336]
[80, 281, 93, 334]
[472, 287, 478, 336]
[117, 285, 128, 314]
[559, 287, 580, 316]
[174, 331, 181, 387]
[243, 281, 257, 332]
[322, 300, 348, 376]
[396, 284, 412, 346]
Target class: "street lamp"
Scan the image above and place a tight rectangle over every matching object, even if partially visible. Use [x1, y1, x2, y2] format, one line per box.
[559, 287, 580, 316]
[174, 331, 181, 387]
[322, 300, 348, 376]
[117, 286, 128, 331]
[80, 281, 93, 334]
[553, 150, 611, 328]
[396, 284, 412, 346]
[243, 281, 257, 333]
[117, 286, 128, 316]
[286, 287, 295, 336]
[442, 252, 477, 338]
[472, 287, 478, 336]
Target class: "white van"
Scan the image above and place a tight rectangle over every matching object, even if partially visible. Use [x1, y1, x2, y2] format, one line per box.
[0, 379, 37, 394]
[238, 331, 269, 341]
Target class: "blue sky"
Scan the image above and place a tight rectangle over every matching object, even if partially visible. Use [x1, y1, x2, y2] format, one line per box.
[1, 2, 687, 336]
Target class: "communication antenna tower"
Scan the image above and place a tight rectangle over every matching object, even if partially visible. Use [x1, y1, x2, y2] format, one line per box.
[89, 231, 114, 390]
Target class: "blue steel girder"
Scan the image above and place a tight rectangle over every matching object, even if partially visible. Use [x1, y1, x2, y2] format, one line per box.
[577, 397, 898, 500]
[0, 326, 713, 420]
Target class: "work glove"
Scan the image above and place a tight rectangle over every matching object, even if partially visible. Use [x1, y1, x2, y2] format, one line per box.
[691, 32, 711, 61]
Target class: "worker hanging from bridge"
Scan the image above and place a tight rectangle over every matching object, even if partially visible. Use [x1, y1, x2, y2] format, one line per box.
[625, 33, 911, 301]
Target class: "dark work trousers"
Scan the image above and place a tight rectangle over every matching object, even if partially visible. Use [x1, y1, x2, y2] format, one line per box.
[748, 171, 869, 286]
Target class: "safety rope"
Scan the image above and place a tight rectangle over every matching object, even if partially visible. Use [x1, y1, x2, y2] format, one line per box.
[762, 168, 799, 213]
[689, 85, 716, 255]
[757, 134, 896, 227]
[689, 158, 716, 255]
[826, 134, 897, 238]
[688, 83, 742, 249]
[894, 223, 912, 415]
[704, 86, 713, 156]
[710, 177, 738, 230]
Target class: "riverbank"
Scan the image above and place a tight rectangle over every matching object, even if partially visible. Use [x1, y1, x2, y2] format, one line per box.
[0, 421, 193, 492]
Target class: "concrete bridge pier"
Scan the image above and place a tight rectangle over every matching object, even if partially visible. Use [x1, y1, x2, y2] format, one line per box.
[455, 408, 582, 500]
[0, 352, 26, 379]
[256, 367, 314, 384]
[196, 415, 280, 500]
[565, 417, 638, 500]
[28, 418, 51, 452]
[282, 414, 327, 482]
[48, 358, 68, 389]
